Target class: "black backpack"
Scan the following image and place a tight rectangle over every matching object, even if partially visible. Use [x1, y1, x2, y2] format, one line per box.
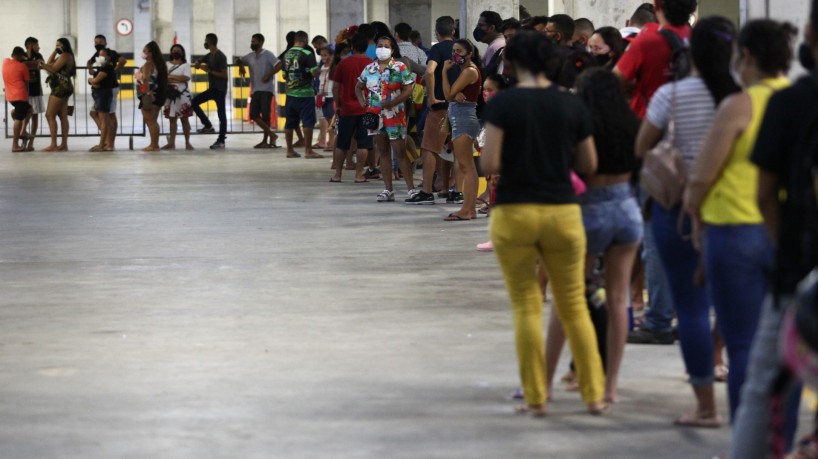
[659, 29, 691, 81]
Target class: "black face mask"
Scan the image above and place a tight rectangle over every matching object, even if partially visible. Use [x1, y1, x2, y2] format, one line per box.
[250, 43, 260, 52]
[204, 43, 210, 50]
[95, 44, 105, 51]
[473, 26, 486, 42]
[171, 52, 183, 61]
[799, 42, 816, 71]
[594, 54, 611, 67]
[55, 47, 63, 55]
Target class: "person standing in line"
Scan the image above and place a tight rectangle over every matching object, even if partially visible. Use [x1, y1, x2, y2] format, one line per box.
[473, 11, 506, 67]
[356, 35, 416, 202]
[441, 39, 482, 221]
[39, 37, 75, 152]
[86, 48, 117, 151]
[162, 44, 194, 151]
[136, 41, 168, 152]
[237, 33, 281, 149]
[409, 30, 430, 57]
[192, 33, 228, 150]
[282, 31, 324, 159]
[22, 37, 44, 152]
[3, 47, 31, 152]
[572, 18, 595, 47]
[329, 32, 375, 183]
[482, 30, 605, 417]
[314, 46, 336, 151]
[87, 35, 126, 151]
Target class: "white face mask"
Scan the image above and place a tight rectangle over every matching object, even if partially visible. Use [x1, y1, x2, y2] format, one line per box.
[96, 56, 107, 66]
[375, 47, 392, 61]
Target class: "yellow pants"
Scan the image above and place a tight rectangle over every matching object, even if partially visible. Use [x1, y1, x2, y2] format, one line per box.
[490, 203, 605, 405]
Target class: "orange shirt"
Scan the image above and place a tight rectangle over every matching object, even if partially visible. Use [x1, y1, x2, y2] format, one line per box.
[2, 58, 30, 101]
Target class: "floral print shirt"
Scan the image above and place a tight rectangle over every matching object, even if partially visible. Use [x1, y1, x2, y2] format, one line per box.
[358, 58, 413, 125]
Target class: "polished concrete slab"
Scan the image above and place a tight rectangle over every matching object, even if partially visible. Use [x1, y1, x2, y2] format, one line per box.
[0, 135, 800, 458]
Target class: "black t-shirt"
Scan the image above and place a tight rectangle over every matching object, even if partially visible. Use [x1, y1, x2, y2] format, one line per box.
[25, 52, 44, 97]
[205, 50, 228, 92]
[484, 86, 594, 205]
[751, 74, 818, 294]
[94, 64, 117, 89]
[427, 39, 460, 103]
[90, 49, 121, 88]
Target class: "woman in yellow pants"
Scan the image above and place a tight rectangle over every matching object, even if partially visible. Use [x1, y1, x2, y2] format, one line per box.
[481, 31, 606, 416]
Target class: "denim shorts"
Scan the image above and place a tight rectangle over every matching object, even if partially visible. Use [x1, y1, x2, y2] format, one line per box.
[447, 102, 479, 140]
[580, 182, 644, 254]
[92, 88, 113, 113]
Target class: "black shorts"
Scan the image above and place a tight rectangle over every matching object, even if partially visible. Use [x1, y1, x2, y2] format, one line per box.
[250, 91, 273, 122]
[336, 115, 373, 151]
[10, 101, 31, 121]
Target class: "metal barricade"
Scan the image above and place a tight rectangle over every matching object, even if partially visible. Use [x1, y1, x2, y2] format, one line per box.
[4, 64, 284, 148]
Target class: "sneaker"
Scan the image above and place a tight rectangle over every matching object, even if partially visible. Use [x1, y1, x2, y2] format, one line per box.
[364, 168, 381, 180]
[405, 190, 435, 205]
[210, 141, 225, 149]
[376, 189, 395, 202]
[407, 189, 420, 198]
[627, 328, 675, 345]
[444, 187, 456, 203]
[197, 126, 215, 134]
[451, 191, 464, 204]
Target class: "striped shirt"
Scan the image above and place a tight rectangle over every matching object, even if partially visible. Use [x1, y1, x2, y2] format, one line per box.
[646, 77, 716, 173]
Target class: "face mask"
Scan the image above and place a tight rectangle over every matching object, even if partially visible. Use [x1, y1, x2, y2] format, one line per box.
[482, 90, 495, 102]
[95, 44, 105, 51]
[594, 54, 611, 67]
[375, 47, 392, 61]
[95, 56, 107, 66]
[473, 26, 487, 42]
[55, 47, 63, 55]
[204, 43, 210, 50]
[142, 52, 149, 60]
[171, 52, 182, 61]
[799, 42, 816, 71]
[250, 43, 260, 52]
[451, 52, 466, 65]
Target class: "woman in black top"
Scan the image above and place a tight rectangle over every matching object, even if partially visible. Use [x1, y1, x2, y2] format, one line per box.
[482, 31, 605, 416]
[87, 48, 117, 151]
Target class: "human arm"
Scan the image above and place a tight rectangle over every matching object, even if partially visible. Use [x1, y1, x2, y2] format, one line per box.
[332, 82, 342, 115]
[574, 136, 598, 176]
[115, 55, 127, 72]
[443, 64, 477, 101]
[88, 69, 108, 86]
[382, 64, 414, 110]
[168, 64, 191, 84]
[355, 80, 368, 108]
[41, 52, 68, 74]
[262, 55, 280, 82]
[757, 169, 780, 242]
[480, 122, 504, 175]
[425, 60, 441, 107]
[684, 93, 751, 216]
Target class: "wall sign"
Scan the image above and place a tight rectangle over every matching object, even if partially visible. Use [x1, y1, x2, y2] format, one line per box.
[116, 18, 134, 36]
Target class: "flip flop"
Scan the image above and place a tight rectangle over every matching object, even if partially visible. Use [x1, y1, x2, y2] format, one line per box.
[674, 412, 722, 428]
[514, 404, 547, 417]
[329, 178, 342, 183]
[305, 153, 325, 159]
[354, 178, 368, 183]
[287, 152, 302, 158]
[444, 213, 473, 221]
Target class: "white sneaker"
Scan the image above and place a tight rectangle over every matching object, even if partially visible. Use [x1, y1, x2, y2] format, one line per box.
[407, 189, 420, 198]
[376, 189, 395, 202]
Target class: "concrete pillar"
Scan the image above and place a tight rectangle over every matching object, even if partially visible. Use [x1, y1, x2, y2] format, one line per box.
[430, 0, 459, 43]
[279, 0, 309, 52]
[234, 0, 259, 59]
[113, 0, 134, 57]
[309, 0, 330, 42]
[154, 0, 175, 52]
[328, 0, 364, 47]
[215, 0, 236, 59]
[192, 0, 216, 60]
[172, 0, 194, 58]
[367, 0, 389, 24]
[96, 0, 115, 41]
[390, 0, 432, 47]
[77, 0, 98, 94]
[133, 0, 152, 60]
[259, 0, 280, 56]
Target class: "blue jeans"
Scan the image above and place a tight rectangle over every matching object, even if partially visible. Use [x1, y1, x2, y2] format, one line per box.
[704, 224, 773, 421]
[192, 88, 227, 143]
[652, 203, 713, 385]
[730, 294, 802, 458]
[640, 188, 674, 333]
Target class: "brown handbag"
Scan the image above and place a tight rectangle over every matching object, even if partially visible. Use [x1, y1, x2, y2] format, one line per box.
[640, 82, 686, 209]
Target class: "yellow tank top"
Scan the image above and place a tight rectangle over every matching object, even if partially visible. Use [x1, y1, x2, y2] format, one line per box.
[701, 77, 790, 225]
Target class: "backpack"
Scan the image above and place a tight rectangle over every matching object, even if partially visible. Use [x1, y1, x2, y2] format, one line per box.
[659, 29, 691, 81]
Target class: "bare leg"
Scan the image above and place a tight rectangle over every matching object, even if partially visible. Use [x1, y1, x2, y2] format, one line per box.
[97, 112, 109, 150]
[303, 128, 323, 158]
[27, 113, 38, 150]
[331, 147, 347, 181]
[142, 106, 161, 151]
[603, 242, 641, 403]
[163, 117, 177, 149]
[451, 135, 478, 218]
[57, 102, 69, 150]
[285, 129, 299, 157]
[42, 96, 62, 150]
[12, 117, 24, 151]
[391, 139, 415, 190]
[254, 117, 276, 147]
[420, 149, 438, 194]
[376, 136, 393, 191]
[181, 117, 193, 149]
[107, 114, 118, 149]
[317, 118, 328, 147]
[89, 110, 102, 150]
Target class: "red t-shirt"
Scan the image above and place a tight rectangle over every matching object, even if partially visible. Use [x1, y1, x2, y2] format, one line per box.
[331, 54, 374, 116]
[615, 23, 691, 118]
[2, 58, 30, 102]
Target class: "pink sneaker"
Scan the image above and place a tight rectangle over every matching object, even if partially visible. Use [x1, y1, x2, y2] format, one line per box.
[476, 241, 494, 252]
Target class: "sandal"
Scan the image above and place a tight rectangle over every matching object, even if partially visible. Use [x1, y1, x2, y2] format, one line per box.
[674, 412, 722, 428]
[514, 404, 547, 417]
[714, 364, 729, 383]
[444, 213, 473, 221]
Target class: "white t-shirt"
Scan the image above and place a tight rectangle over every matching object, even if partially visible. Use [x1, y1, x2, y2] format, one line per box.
[646, 76, 716, 173]
[318, 66, 334, 97]
[167, 62, 191, 91]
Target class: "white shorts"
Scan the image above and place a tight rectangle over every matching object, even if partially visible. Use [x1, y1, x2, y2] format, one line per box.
[28, 96, 45, 114]
[110, 87, 119, 113]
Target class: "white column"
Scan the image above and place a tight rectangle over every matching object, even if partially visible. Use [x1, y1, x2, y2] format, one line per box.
[77, 0, 98, 95]
[309, 0, 330, 41]
[173, 0, 194, 56]
[133, 0, 152, 59]
[154, 0, 175, 52]
[328, 0, 365, 44]
[215, 0, 236, 59]
[234, 0, 260, 58]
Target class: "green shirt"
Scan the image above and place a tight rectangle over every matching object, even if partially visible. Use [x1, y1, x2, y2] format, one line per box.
[283, 47, 318, 98]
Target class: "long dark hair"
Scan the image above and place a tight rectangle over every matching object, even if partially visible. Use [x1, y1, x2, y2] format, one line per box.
[145, 41, 168, 91]
[691, 16, 741, 106]
[504, 30, 561, 78]
[593, 27, 625, 65]
[454, 38, 483, 71]
[169, 44, 187, 63]
[575, 68, 640, 173]
[56, 37, 75, 76]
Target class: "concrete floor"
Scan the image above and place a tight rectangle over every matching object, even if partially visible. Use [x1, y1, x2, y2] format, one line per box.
[0, 134, 799, 458]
